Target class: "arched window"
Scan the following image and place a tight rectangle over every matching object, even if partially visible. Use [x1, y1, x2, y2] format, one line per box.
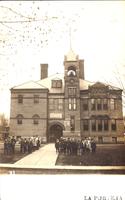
[17, 114, 24, 124]
[67, 66, 76, 77]
[32, 114, 40, 125]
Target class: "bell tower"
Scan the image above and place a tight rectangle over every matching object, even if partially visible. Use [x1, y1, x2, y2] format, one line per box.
[63, 48, 82, 138]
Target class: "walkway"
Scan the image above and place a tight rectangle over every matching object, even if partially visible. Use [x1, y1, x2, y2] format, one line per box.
[14, 143, 58, 167]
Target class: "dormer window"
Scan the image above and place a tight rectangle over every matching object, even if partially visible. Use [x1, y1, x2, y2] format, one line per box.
[52, 79, 62, 88]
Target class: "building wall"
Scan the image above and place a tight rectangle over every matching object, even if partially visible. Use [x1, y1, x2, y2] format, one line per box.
[80, 88, 124, 142]
[10, 119, 47, 138]
[10, 89, 48, 140]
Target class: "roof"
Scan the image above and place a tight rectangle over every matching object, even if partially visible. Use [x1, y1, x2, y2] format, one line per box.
[11, 81, 47, 90]
[37, 73, 64, 93]
[65, 48, 79, 61]
[80, 79, 94, 90]
[11, 73, 122, 93]
[89, 81, 122, 91]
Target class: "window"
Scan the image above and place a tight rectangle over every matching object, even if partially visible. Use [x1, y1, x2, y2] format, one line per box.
[49, 99, 54, 110]
[58, 99, 63, 110]
[103, 99, 108, 110]
[91, 119, 96, 131]
[34, 95, 39, 103]
[52, 80, 56, 88]
[67, 70, 76, 76]
[57, 80, 62, 88]
[91, 99, 96, 110]
[68, 87, 76, 96]
[110, 99, 117, 110]
[98, 119, 102, 131]
[111, 119, 116, 131]
[17, 114, 23, 124]
[83, 99, 88, 111]
[52, 80, 62, 88]
[110, 99, 115, 110]
[32, 114, 40, 125]
[18, 95, 23, 104]
[67, 66, 76, 75]
[49, 99, 63, 110]
[68, 98, 76, 110]
[70, 116, 75, 131]
[73, 98, 76, 110]
[69, 98, 72, 110]
[104, 119, 108, 131]
[83, 119, 89, 131]
[97, 99, 102, 110]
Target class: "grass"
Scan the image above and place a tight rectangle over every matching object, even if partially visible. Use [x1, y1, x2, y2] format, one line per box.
[56, 144, 125, 166]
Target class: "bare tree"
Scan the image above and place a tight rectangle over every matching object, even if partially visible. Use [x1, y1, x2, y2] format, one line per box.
[0, 113, 9, 139]
[103, 67, 125, 113]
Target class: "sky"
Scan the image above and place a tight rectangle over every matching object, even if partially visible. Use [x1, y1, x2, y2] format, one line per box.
[0, 1, 125, 117]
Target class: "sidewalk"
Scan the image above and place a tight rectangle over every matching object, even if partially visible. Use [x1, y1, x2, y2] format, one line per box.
[14, 143, 58, 167]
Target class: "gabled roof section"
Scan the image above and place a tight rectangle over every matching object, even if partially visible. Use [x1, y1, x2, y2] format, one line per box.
[51, 77, 62, 81]
[11, 81, 47, 90]
[80, 80, 122, 91]
[89, 81, 122, 91]
[90, 81, 107, 88]
[37, 73, 64, 93]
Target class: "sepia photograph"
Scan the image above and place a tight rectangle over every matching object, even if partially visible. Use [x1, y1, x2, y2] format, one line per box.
[0, 1, 125, 174]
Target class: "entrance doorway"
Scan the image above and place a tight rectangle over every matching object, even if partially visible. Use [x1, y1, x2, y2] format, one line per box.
[48, 124, 63, 143]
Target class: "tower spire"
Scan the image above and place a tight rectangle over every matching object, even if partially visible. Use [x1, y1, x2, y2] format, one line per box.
[65, 26, 78, 61]
[69, 26, 72, 50]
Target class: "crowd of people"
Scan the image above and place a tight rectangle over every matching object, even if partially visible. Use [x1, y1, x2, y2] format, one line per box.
[3, 135, 96, 157]
[4, 136, 41, 155]
[55, 137, 96, 155]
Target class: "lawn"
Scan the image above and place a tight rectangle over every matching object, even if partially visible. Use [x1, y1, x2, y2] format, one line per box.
[56, 144, 125, 166]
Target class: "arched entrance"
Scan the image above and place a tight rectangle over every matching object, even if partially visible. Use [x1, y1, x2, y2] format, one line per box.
[48, 123, 64, 143]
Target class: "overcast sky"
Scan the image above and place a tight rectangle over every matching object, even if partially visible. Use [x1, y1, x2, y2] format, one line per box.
[0, 1, 125, 117]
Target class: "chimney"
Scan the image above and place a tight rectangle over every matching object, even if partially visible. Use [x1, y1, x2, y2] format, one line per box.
[79, 59, 85, 80]
[40, 64, 48, 79]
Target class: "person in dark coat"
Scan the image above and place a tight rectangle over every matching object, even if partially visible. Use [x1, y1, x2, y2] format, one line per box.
[4, 139, 8, 155]
[28, 138, 33, 153]
[91, 139, 96, 153]
[20, 138, 24, 153]
[36, 138, 41, 150]
[11, 136, 16, 154]
[24, 138, 28, 153]
[55, 139, 60, 153]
